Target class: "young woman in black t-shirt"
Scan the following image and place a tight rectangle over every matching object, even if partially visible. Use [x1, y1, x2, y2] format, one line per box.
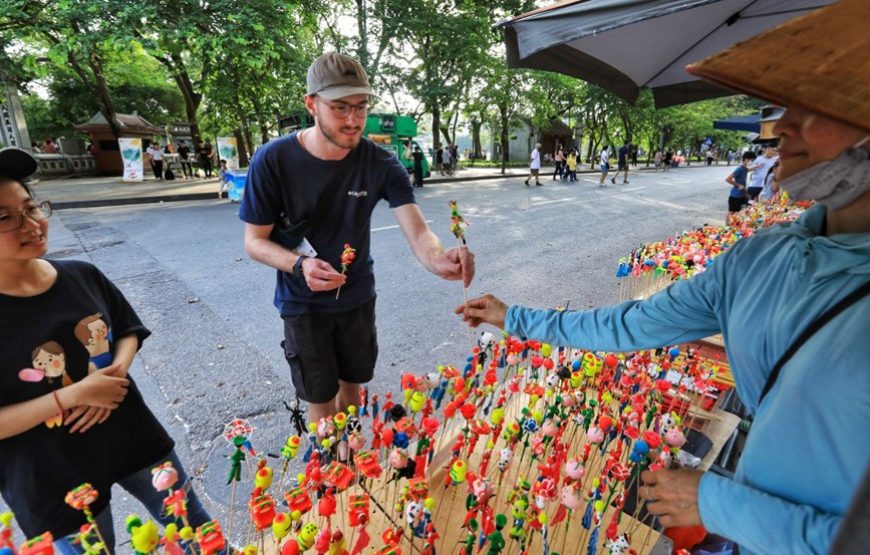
[0, 148, 210, 552]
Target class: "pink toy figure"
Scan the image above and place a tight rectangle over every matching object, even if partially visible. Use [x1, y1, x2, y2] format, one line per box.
[151, 461, 180, 492]
[564, 458, 586, 481]
[665, 427, 687, 448]
[587, 426, 605, 444]
[560, 485, 582, 511]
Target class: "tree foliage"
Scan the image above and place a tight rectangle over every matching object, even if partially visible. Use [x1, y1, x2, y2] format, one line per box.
[2, 0, 763, 160]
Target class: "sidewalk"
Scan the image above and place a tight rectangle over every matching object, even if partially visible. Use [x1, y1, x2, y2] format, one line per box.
[32, 163, 682, 209]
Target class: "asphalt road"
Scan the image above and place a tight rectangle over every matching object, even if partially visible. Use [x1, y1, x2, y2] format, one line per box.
[5, 163, 730, 547]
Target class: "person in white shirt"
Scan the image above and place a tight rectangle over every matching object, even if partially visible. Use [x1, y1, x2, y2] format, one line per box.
[598, 148, 610, 186]
[147, 142, 165, 180]
[524, 142, 542, 186]
[747, 145, 778, 201]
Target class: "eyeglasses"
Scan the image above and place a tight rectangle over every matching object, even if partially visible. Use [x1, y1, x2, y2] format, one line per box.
[317, 98, 370, 119]
[0, 201, 53, 233]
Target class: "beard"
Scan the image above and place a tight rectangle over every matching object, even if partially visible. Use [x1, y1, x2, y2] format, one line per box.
[315, 116, 363, 150]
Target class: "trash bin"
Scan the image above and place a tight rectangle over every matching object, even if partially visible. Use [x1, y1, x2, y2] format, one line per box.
[226, 169, 248, 202]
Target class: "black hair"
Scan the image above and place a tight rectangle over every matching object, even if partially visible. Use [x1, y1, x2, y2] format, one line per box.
[0, 175, 33, 198]
[742, 151, 757, 161]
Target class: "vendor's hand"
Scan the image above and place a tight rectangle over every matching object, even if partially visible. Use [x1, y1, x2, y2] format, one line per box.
[640, 468, 703, 528]
[65, 406, 112, 434]
[432, 246, 475, 287]
[302, 257, 346, 292]
[455, 294, 508, 329]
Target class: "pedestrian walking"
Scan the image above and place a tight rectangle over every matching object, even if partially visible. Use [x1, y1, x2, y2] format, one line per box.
[566, 149, 577, 182]
[664, 149, 673, 171]
[412, 146, 424, 187]
[552, 146, 564, 180]
[217, 159, 230, 199]
[146, 141, 164, 180]
[747, 145, 779, 201]
[239, 52, 475, 423]
[177, 140, 193, 179]
[0, 147, 212, 552]
[196, 141, 214, 178]
[726, 151, 756, 221]
[598, 147, 610, 186]
[654, 149, 663, 171]
[435, 147, 444, 176]
[524, 143, 542, 186]
[617, 140, 629, 184]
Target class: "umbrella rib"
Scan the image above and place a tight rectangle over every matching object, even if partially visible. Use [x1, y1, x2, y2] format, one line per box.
[643, 0, 758, 87]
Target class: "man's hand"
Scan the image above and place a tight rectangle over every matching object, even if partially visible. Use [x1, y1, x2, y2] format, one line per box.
[455, 294, 508, 329]
[302, 257, 347, 292]
[431, 246, 475, 287]
[640, 468, 704, 528]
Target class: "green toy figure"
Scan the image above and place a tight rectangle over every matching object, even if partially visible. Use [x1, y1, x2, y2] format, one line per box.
[463, 518, 478, 555]
[486, 514, 507, 555]
[227, 435, 247, 484]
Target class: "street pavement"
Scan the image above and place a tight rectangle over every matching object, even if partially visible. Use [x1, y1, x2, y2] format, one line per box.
[4, 163, 733, 547]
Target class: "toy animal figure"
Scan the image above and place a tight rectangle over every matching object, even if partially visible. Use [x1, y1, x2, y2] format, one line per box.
[603, 532, 637, 555]
[125, 515, 159, 554]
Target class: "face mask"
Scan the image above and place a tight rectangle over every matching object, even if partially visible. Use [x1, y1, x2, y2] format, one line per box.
[778, 137, 870, 210]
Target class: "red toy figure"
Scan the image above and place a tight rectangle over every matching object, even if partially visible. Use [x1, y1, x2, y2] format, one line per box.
[318, 487, 338, 520]
[249, 487, 277, 531]
[17, 533, 53, 555]
[323, 461, 354, 491]
[347, 494, 370, 526]
[285, 486, 313, 515]
[353, 450, 383, 480]
[195, 520, 226, 555]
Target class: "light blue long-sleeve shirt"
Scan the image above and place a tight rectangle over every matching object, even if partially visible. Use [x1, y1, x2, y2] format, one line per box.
[505, 204, 870, 554]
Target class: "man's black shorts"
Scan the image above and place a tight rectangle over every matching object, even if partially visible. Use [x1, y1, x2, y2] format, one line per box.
[728, 196, 747, 213]
[618, 161, 628, 170]
[281, 298, 378, 404]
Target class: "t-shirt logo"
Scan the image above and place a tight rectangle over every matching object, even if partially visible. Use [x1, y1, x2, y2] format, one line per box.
[347, 191, 368, 198]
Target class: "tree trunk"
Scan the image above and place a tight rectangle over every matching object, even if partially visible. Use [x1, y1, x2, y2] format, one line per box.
[499, 104, 509, 175]
[356, 0, 368, 71]
[86, 56, 123, 140]
[165, 53, 203, 147]
[233, 128, 249, 167]
[471, 120, 482, 160]
[432, 105, 441, 150]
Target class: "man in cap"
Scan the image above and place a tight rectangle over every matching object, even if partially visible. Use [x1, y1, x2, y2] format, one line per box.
[240, 52, 474, 423]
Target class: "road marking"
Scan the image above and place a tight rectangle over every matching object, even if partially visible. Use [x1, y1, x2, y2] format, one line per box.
[622, 186, 645, 192]
[530, 198, 573, 206]
[372, 220, 431, 232]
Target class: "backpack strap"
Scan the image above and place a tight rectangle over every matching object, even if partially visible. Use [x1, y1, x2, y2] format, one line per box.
[759, 280, 870, 404]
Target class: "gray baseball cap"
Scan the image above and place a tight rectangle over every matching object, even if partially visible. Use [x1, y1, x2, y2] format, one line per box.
[0, 148, 38, 181]
[306, 52, 375, 100]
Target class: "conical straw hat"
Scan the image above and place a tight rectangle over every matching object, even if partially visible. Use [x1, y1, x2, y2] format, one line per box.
[686, 0, 870, 133]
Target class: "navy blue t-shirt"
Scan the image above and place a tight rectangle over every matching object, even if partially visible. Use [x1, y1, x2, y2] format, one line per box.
[239, 132, 415, 315]
[618, 145, 628, 164]
[729, 165, 749, 198]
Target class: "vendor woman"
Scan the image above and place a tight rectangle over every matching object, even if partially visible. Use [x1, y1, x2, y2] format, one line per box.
[456, 1, 870, 553]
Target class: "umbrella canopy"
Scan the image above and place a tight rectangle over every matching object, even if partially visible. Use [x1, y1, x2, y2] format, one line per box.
[499, 0, 835, 107]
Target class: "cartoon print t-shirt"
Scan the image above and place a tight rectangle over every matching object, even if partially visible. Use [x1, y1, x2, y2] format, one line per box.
[0, 260, 174, 538]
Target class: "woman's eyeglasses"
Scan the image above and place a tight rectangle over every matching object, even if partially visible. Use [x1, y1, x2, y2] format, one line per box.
[0, 201, 53, 233]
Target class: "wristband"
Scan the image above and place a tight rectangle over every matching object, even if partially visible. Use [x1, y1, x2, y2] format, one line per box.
[52, 390, 65, 413]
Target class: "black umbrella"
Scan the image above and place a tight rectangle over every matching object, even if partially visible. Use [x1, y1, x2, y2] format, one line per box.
[499, 0, 834, 107]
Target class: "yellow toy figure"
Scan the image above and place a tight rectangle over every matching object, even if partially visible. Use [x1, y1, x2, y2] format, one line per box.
[254, 459, 274, 491]
[125, 515, 159, 555]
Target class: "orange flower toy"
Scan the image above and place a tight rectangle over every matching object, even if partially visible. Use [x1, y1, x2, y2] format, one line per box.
[335, 244, 357, 300]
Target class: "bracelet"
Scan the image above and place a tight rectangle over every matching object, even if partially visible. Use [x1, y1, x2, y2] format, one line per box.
[52, 389, 65, 413]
